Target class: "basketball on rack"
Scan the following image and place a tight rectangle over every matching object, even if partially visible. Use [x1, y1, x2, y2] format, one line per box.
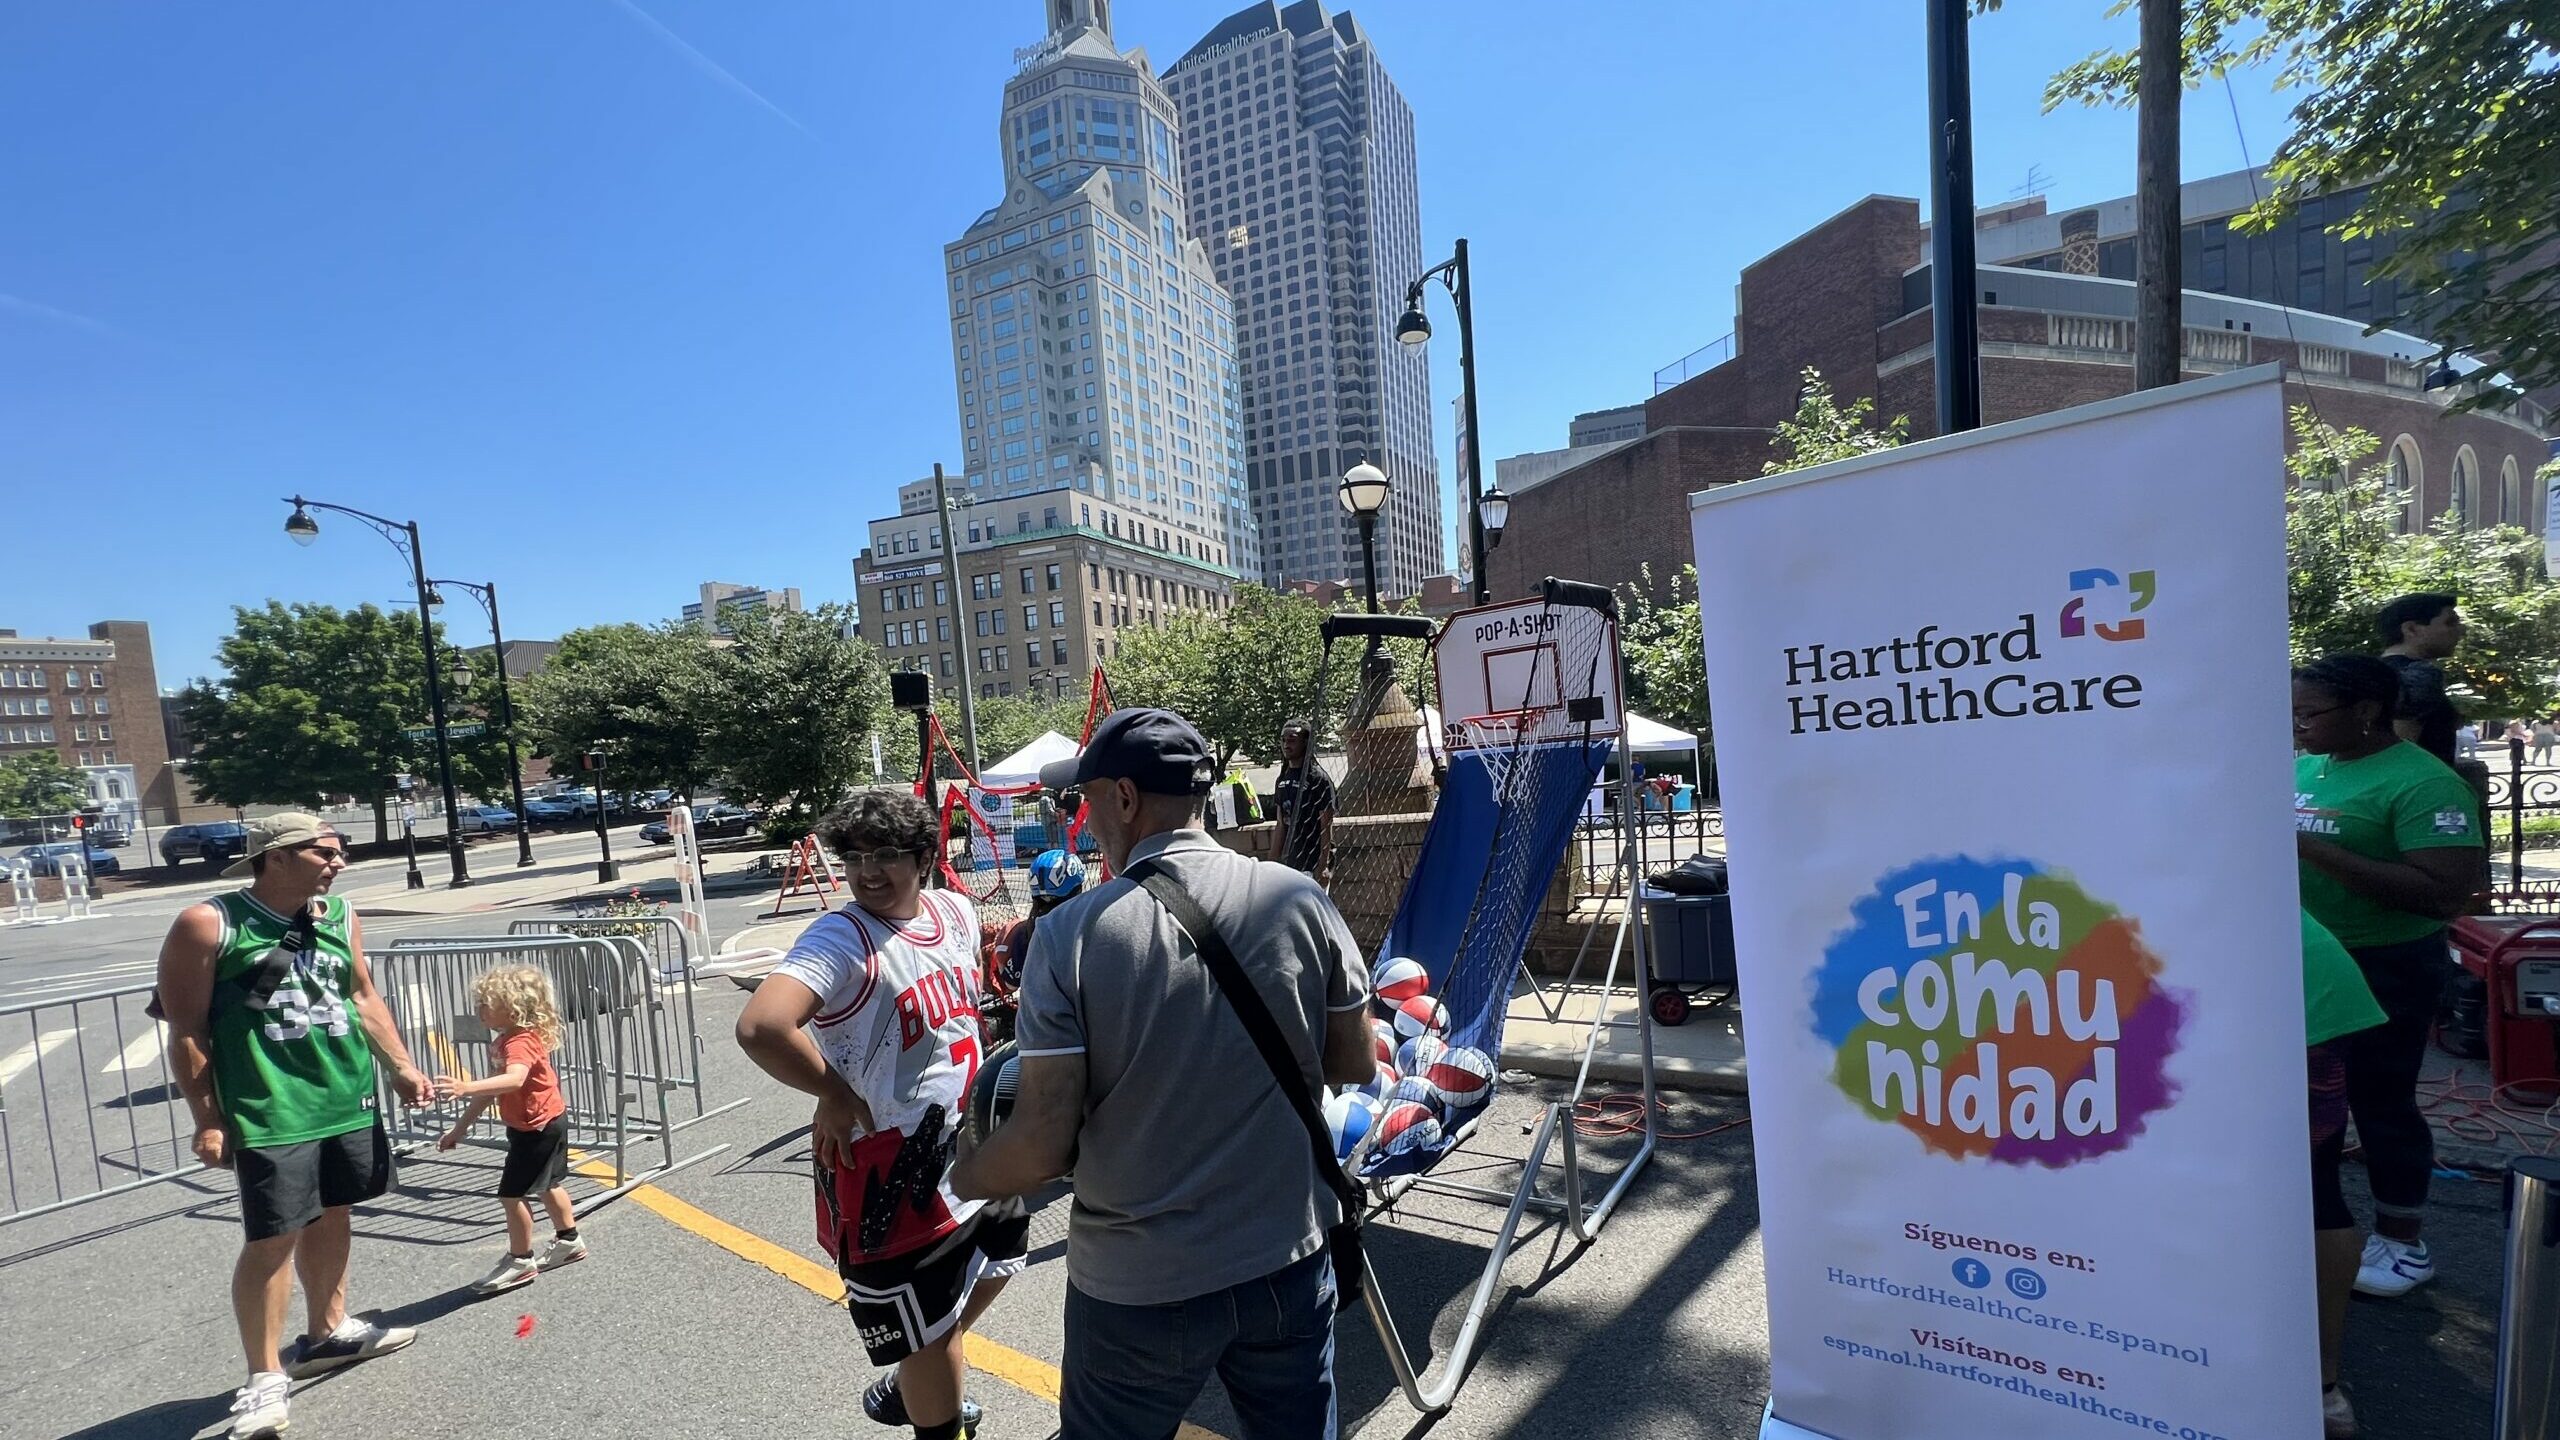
[1358, 1063, 1398, 1103]
[1324, 1090, 1381, 1162]
[1374, 956, 1430, 1003]
[1391, 994, 1448, 1041]
[966, 1040, 1022, 1143]
[1396, 1033, 1445, 1080]
[1376, 1100, 1443, 1159]
[1370, 1018, 1398, 1067]
[1426, 1045, 1495, 1110]
[1385, 1073, 1440, 1112]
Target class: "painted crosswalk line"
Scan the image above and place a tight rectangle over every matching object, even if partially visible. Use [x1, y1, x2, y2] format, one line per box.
[0, 1029, 77, 1087]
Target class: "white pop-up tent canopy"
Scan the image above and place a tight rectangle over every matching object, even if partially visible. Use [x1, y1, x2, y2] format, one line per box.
[980, 730, 1078, 788]
[1414, 705, 1703, 778]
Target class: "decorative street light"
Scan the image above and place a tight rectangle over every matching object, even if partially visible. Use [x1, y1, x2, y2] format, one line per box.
[1480, 485, 1511, 549]
[282, 497, 472, 888]
[428, 578, 538, 868]
[1396, 236, 1494, 602]
[1338, 459, 1392, 616]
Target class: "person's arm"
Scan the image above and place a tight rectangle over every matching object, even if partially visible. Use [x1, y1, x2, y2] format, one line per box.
[438, 1096, 494, 1150]
[344, 910, 433, 1105]
[951, 1051, 1085, 1199]
[155, 903, 231, 1169]
[1315, 803, 1336, 883]
[437, 1060, 532, 1099]
[2297, 838, 2480, 921]
[1315, 892, 1374, 1086]
[735, 972, 875, 1171]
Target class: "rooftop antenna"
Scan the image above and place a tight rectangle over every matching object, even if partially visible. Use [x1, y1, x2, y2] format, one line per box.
[2010, 163, 2054, 200]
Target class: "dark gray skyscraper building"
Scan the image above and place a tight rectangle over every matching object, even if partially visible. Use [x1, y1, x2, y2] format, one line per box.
[1164, 2, 1441, 596]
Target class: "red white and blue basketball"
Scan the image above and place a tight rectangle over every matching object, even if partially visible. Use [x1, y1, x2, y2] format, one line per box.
[1370, 1019, 1398, 1067]
[1359, 1064, 1399, 1103]
[1426, 1045, 1495, 1110]
[1323, 1090, 1379, 1162]
[1376, 1101, 1443, 1158]
[1396, 1033, 1444, 1081]
[1386, 1074, 1440, 1112]
[1391, 994, 1447, 1041]
[1374, 956, 1430, 1004]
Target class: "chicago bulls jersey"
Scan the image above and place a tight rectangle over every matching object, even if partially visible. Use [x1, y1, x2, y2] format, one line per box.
[776, 888, 987, 1263]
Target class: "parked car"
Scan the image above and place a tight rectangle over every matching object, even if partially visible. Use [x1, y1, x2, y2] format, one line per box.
[11, 842, 122, 877]
[161, 821, 249, 867]
[523, 797, 583, 825]
[640, 802, 757, 845]
[454, 805, 518, 835]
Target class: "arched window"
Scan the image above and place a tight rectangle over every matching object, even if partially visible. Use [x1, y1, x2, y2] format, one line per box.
[2387, 435, 2422, 534]
[2502, 456, 2525, 527]
[2453, 447, 2481, 531]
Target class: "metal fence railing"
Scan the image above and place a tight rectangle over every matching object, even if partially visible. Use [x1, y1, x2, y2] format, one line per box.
[0, 983, 205, 1227]
[378, 933, 742, 1196]
[1570, 802, 1723, 895]
[505, 915, 714, 1121]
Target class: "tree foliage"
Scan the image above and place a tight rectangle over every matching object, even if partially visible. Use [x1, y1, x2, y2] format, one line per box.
[1763, 367, 1910, 475]
[943, 692, 1093, 775]
[0, 752, 91, 818]
[1105, 585, 1432, 769]
[518, 622, 720, 799]
[700, 603, 888, 823]
[2286, 407, 2560, 718]
[2041, 0, 2559, 405]
[177, 602, 517, 840]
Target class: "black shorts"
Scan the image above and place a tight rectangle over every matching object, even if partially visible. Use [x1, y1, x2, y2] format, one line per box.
[498, 1118, 570, 1199]
[236, 1121, 393, 1241]
[841, 1205, 1030, 1366]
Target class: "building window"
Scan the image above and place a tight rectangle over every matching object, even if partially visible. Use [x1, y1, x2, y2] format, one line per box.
[2387, 436, 2422, 533]
[2453, 447, 2481, 531]
[1046, 564, 1062, 590]
[64, 669, 82, 690]
[2503, 456, 2525, 526]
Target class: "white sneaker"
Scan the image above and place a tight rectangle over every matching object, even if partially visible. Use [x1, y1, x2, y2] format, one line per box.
[227, 1371, 290, 1439]
[470, 1252, 540, 1294]
[2323, 1385, 2357, 1437]
[284, 1318, 416, 1378]
[2354, 1234, 2435, 1297]
[537, 1234, 588, 1270]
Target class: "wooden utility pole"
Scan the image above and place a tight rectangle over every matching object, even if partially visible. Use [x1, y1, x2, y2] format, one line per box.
[2134, 0, 2183, 389]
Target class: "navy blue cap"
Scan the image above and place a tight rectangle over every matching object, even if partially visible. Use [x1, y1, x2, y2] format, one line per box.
[1040, 707, 1216, 796]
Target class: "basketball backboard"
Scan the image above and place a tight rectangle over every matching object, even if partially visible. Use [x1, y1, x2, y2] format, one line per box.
[1433, 596, 1623, 749]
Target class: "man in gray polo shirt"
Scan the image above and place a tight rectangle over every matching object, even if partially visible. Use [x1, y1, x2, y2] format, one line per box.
[952, 707, 1375, 1440]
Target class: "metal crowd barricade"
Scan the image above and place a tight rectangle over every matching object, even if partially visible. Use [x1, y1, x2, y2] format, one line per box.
[376, 933, 741, 1200]
[506, 915, 715, 1126]
[0, 982, 207, 1227]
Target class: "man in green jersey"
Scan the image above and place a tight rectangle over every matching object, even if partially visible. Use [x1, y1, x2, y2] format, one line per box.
[154, 813, 434, 1440]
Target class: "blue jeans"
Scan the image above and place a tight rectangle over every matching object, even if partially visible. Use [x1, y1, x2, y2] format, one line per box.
[1061, 1249, 1338, 1440]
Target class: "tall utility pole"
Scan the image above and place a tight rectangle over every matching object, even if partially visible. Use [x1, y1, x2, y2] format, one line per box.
[1925, 0, 1982, 434]
[2134, 0, 2183, 390]
[930, 463, 983, 774]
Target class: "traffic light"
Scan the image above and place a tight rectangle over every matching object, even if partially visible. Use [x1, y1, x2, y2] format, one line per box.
[580, 751, 605, 773]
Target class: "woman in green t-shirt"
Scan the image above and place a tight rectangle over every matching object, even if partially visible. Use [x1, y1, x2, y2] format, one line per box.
[2292, 655, 2483, 1307]
[2302, 909, 2387, 1437]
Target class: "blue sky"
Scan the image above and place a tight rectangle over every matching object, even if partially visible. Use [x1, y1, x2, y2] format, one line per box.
[0, 0, 2296, 686]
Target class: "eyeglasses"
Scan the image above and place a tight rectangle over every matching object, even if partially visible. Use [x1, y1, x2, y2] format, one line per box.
[297, 846, 347, 863]
[2292, 702, 2351, 728]
[844, 847, 920, 871]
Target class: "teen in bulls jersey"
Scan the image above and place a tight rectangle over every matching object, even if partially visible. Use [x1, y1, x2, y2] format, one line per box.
[738, 791, 1024, 1440]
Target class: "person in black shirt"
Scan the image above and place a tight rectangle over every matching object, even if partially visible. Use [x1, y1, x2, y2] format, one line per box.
[1271, 720, 1336, 881]
[2376, 592, 2465, 767]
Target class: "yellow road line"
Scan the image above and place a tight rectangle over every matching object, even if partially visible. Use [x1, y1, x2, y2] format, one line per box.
[568, 1157, 1222, 1439]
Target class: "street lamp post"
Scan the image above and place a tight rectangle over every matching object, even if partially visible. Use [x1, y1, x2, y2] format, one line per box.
[429, 579, 537, 867]
[930, 463, 984, 774]
[1397, 237, 1492, 602]
[1339, 460, 1391, 616]
[284, 497, 472, 888]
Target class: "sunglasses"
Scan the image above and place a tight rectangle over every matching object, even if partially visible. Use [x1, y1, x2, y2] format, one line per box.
[844, 846, 922, 870]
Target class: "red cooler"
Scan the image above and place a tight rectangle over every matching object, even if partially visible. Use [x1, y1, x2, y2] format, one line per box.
[2448, 916, 2560, 1103]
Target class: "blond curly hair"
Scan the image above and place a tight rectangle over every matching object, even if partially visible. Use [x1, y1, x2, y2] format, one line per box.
[472, 965, 563, 1049]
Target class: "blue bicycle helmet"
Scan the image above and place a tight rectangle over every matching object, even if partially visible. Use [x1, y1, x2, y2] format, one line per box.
[1030, 848, 1087, 901]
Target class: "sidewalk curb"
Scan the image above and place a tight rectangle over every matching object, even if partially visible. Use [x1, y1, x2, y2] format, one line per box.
[1501, 1039, 1751, 1096]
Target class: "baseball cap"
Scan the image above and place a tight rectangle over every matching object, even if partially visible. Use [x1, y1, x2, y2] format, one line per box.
[222, 812, 339, 878]
[1039, 707, 1215, 796]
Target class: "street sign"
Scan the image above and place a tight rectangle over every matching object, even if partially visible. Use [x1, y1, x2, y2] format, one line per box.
[403, 722, 485, 742]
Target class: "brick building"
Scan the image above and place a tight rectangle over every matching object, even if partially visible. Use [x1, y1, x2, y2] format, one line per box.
[856, 481, 1234, 703]
[0, 621, 178, 828]
[1489, 188, 2554, 604]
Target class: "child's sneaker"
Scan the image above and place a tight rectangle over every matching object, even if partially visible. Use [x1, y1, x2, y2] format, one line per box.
[285, 1318, 416, 1377]
[861, 1372, 982, 1433]
[470, 1252, 540, 1295]
[538, 1235, 588, 1271]
[227, 1371, 290, 1439]
[2323, 1384, 2357, 1437]
[2353, 1234, 2434, 1297]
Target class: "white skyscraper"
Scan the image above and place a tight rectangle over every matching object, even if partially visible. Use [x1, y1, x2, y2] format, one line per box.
[943, 0, 1259, 586]
[1164, 1, 1441, 596]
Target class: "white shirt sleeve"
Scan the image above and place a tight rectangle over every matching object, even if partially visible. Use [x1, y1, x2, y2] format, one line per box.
[775, 911, 877, 1023]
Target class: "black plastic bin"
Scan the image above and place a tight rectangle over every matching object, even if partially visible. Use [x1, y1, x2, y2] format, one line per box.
[1641, 887, 1735, 1025]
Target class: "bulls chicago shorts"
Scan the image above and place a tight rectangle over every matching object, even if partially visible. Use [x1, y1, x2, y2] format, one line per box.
[840, 1204, 1031, 1366]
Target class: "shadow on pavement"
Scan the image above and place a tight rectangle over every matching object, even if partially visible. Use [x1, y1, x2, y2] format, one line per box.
[54, 1394, 232, 1440]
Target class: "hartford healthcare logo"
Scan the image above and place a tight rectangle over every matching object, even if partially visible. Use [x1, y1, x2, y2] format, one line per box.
[1779, 568, 2161, 736]
[2059, 568, 2157, 642]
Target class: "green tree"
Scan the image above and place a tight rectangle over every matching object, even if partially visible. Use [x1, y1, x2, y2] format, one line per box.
[2286, 407, 2560, 718]
[178, 602, 517, 841]
[1763, 367, 1909, 475]
[0, 752, 91, 818]
[1106, 585, 1428, 769]
[2041, 0, 2559, 405]
[1618, 564, 1710, 744]
[518, 622, 720, 799]
[700, 604, 888, 824]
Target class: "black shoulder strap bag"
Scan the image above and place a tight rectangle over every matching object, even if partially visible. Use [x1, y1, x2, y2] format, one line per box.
[1120, 858, 1366, 1307]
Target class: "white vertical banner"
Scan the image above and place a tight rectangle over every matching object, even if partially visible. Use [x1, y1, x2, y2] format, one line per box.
[1691, 370, 2315, 1440]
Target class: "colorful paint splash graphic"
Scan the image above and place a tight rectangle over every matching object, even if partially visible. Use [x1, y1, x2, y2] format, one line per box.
[1809, 855, 2185, 1166]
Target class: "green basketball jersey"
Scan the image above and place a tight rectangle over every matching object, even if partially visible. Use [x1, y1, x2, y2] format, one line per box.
[205, 890, 378, 1148]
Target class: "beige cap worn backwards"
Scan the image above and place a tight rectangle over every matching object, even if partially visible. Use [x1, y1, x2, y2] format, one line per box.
[222, 812, 336, 878]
